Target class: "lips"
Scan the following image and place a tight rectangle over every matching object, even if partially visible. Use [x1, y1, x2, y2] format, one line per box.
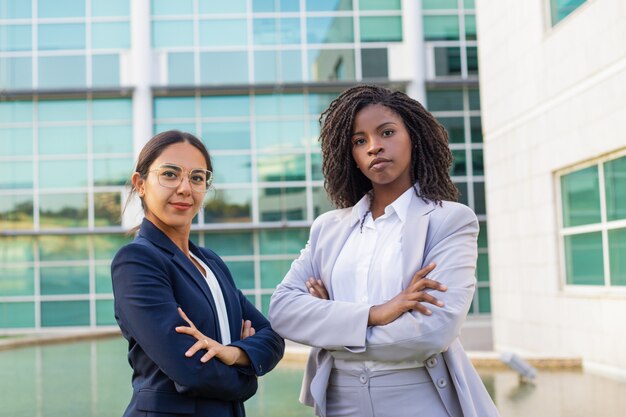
[369, 157, 391, 171]
[170, 202, 193, 210]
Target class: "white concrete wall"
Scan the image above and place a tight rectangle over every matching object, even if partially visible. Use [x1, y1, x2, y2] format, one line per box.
[475, 0, 626, 378]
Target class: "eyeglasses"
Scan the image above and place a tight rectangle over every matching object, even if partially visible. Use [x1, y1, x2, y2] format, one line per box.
[149, 164, 213, 193]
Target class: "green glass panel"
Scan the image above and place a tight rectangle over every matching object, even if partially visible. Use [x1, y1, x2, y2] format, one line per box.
[93, 234, 131, 260]
[604, 156, 626, 221]
[94, 192, 122, 226]
[201, 95, 249, 118]
[311, 153, 323, 181]
[474, 182, 486, 215]
[39, 56, 86, 88]
[439, 117, 465, 144]
[308, 93, 338, 115]
[0, 24, 31, 51]
[478, 221, 488, 248]
[259, 229, 308, 255]
[255, 94, 305, 116]
[92, 0, 130, 17]
[199, 19, 247, 47]
[0, 100, 32, 123]
[309, 121, 321, 148]
[469, 88, 480, 110]
[478, 287, 491, 313]
[38, 100, 87, 122]
[0, 266, 34, 296]
[423, 0, 457, 9]
[426, 89, 463, 111]
[308, 49, 356, 81]
[253, 0, 300, 12]
[470, 116, 482, 143]
[307, 17, 354, 44]
[360, 16, 403, 42]
[167, 52, 194, 86]
[202, 122, 250, 150]
[609, 228, 626, 286]
[40, 235, 89, 261]
[0, 194, 34, 230]
[95, 264, 113, 293]
[0, 302, 35, 327]
[39, 126, 87, 155]
[362, 48, 388, 79]
[39, 193, 88, 228]
[0, 57, 31, 89]
[477, 253, 490, 282]
[211, 155, 252, 184]
[313, 186, 333, 217]
[0, 0, 31, 18]
[92, 22, 130, 49]
[450, 149, 466, 177]
[154, 96, 195, 119]
[306, 0, 352, 11]
[258, 154, 306, 182]
[93, 157, 132, 186]
[360, 0, 400, 10]
[199, 0, 246, 13]
[465, 15, 476, 40]
[152, 0, 193, 15]
[464, 0, 475, 8]
[254, 50, 303, 83]
[550, 0, 586, 25]
[423, 16, 459, 41]
[205, 232, 253, 256]
[41, 301, 90, 326]
[0, 161, 32, 189]
[259, 187, 306, 221]
[38, 24, 85, 50]
[261, 294, 271, 316]
[564, 232, 604, 285]
[225, 261, 254, 290]
[96, 299, 116, 325]
[152, 21, 194, 47]
[472, 150, 484, 176]
[434, 47, 461, 76]
[93, 98, 131, 121]
[0, 236, 34, 262]
[41, 265, 89, 295]
[204, 188, 252, 223]
[93, 125, 133, 153]
[467, 46, 478, 74]
[39, 160, 88, 188]
[253, 18, 301, 45]
[154, 122, 197, 135]
[39, 0, 84, 17]
[92, 54, 120, 87]
[200, 52, 248, 84]
[256, 120, 307, 150]
[561, 166, 601, 227]
[260, 259, 293, 288]
[456, 181, 468, 206]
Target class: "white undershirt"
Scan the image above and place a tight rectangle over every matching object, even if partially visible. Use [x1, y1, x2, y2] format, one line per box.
[332, 187, 422, 371]
[189, 252, 231, 345]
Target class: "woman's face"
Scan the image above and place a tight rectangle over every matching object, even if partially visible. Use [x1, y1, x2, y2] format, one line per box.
[133, 141, 208, 232]
[351, 104, 413, 191]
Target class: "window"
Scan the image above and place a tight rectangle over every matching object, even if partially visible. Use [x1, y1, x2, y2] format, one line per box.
[550, 0, 587, 26]
[559, 153, 626, 287]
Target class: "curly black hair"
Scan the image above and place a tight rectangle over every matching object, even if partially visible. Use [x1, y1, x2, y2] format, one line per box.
[319, 84, 458, 208]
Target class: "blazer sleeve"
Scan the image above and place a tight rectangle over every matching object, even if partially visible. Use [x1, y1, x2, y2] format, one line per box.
[268, 214, 372, 350]
[204, 251, 285, 376]
[111, 243, 257, 402]
[332, 204, 478, 363]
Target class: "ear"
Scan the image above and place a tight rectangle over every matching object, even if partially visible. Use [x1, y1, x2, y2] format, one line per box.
[131, 172, 145, 197]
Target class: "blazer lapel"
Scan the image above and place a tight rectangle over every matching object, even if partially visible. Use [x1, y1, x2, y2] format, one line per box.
[401, 195, 436, 288]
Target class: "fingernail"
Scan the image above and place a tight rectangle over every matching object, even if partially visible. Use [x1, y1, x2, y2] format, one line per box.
[437, 301, 444, 307]
[201, 357, 208, 363]
[425, 309, 432, 315]
[440, 285, 447, 290]
[185, 351, 192, 357]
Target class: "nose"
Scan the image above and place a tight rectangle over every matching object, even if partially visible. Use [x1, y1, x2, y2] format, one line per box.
[367, 137, 383, 156]
[176, 175, 192, 194]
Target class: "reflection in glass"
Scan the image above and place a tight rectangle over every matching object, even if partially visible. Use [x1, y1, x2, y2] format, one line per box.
[313, 186, 333, 217]
[40, 235, 89, 261]
[451, 149, 466, 177]
[201, 95, 249, 118]
[211, 155, 252, 184]
[423, 16, 460, 41]
[360, 16, 402, 42]
[253, 18, 301, 45]
[94, 192, 122, 226]
[0, 194, 33, 229]
[258, 154, 306, 182]
[204, 188, 252, 223]
[564, 232, 604, 285]
[0, 266, 34, 296]
[465, 15, 477, 40]
[206, 231, 253, 256]
[203, 123, 250, 150]
[225, 261, 254, 289]
[40, 159, 88, 188]
[434, 47, 461, 76]
[308, 49, 355, 81]
[311, 153, 323, 181]
[307, 17, 353, 44]
[604, 156, 626, 221]
[360, 0, 401, 10]
[41, 300, 90, 326]
[255, 94, 305, 116]
[93, 54, 120, 87]
[93, 125, 133, 154]
[256, 120, 306, 150]
[561, 166, 601, 227]
[39, 126, 87, 155]
[200, 52, 248, 84]
[199, 19, 247, 47]
[361, 48, 388, 79]
[0, 236, 34, 263]
[93, 234, 131, 260]
[253, 0, 300, 12]
[94, 158, 132, 186]
[259, 187, 306, 221]
[41, 265, 89, 295]
[306, 0, 352, 12]
[0, 302, 34, 327]
[39, 193, 88, 228]
[259, 229, 308, 255]
[550, 0, 586, 25]
[0, 161, 32, 189]
[254, 50, 302, 83]
[39, 56, 86, 88]
[609, 228, 626, 286]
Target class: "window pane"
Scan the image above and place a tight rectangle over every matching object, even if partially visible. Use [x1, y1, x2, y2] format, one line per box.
[313, 186, 333, 217]
[167, 52, 194, 86]
[38, 100, 87, 122]
[564, 232, 604, 285]
[93, 125, 132, 153]
[477, 287, 491, 313]
[456, 181, 468, 205]
[478, 221, 488, 248]
[464, 0, 475, 8]
[360, 16, 402, 42]
[199, 0, 246, 13]
[96, 299, 116, 325]
[0, 57, 32, 89]
[604, 156, 626, 221]
[201, 96, 249, 118]
[439, 117, 465, 144]
[477, 253, 489, 282]
[426, 89, 463, 111]
[0, 161, 32, 189]
[0, 24, 31, 51]
[0, 302, 35, 328]
[94, 157, 132, 186]
[39, 56, 86, 88]
[307, 17, 354, 44]
[253, 18, 301, 45]
[39, 24, 85, 50]
[254, 50, 303, 83]
[609, 228, 626, 286]
[41, 265, 89, 295]
[423, 0, 457, 9]
[199, 19, 247, 47]
[0, 194, 33, 230]
[311, 153, 323, 181]
[434, 47, 461, 76]
[253, 0, 299, 12]
[39, 126, 87, 155]
[154, 122, 197, 135]
[450, 149, 466, 177]
[467, 46, 478, 75]
[206, 232, 253, 256]
[94, 192, 122, 226]
[92, 54, 120, 87]
[41, 301, 90, 327]
[308, 49, 356, 81]
[96, 265, 112, 293]
[0, 100, 32, 123]
[255, 94, 305, 116]
[423, 16, 459, 41]
[0, 0, 32, 19]
[0, 266, 34, 296]
[154, 97, 195, 120]
[92, 0, 130, 17]
[39, 0, 84, 17]
[40, 160, 87, 188]
[225, 261, 254, 290]
[204, 188, 252, 223]
[0, 236, 34, 262]
[40, 235, 89, 261]
[152, 0, 193, 15]
[211, 155, 252, 184]
[470, 116, 482, 143]
[472, 150, 484, 176]
[256, 120, 306, 150]
[39, 193, 88, 228]
[561, 166, 601, 227]
[550, 0, 586, 25]
[93, 234, 131, 260]
[202, 123, 250, 150]
[474, 182, 486, 215]
[361, 48, 388, 79]
[258, 154, 306, 181]
[200, 52, 248, 84]
[360, 0, 400, 10]
[469, 88, 480, 110]
[260, 260, 292, 288]
[152, 21, 194, 47]
[92, 22, 130, 49]
[306, 0, 352, 11]
[259, 229, 308, 255]
[259, 187, 306, 221]
[465, 15, 476, 40]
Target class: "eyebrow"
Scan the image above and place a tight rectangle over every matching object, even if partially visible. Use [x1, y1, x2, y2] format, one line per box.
[352, 121, 397, 136]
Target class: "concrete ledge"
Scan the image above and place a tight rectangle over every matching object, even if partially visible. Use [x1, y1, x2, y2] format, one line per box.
[0, 329, 122, 351]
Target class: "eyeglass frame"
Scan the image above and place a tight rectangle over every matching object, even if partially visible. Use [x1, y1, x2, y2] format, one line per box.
[148, 163, 213, 193]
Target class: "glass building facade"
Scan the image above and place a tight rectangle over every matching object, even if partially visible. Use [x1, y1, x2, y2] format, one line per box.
[0, 0, 490, 331]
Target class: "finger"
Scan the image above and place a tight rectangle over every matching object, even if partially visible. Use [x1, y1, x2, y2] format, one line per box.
[241, 320, 252, 339]
[201, 347, 219, 363]
[249, 327, 255, 337]
[409, 263, 436, 285]
[416, 293, 445, 307]
[175, 326, 197, 336]
[411, 302, 433, 316]
[314, 279, 329, 299]
[185, 340, 207, 357]
[414, 278, 447, 292]
[177, 307, 196, 329]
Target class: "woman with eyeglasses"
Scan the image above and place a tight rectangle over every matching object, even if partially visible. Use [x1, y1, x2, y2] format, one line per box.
[111, 130, 284, 417]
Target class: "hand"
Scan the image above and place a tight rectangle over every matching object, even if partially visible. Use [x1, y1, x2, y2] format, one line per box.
[241, 319, 255, 339]
[175, 307, 250, 366]
[368, 263, 446, 326]
[305, 277, 329, 300]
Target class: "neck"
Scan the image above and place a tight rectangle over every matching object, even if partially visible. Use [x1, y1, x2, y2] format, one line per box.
[145, 214, 191, 255]
[369, 182, 413, 218]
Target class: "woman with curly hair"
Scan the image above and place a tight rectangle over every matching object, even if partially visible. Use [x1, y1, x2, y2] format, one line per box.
[269, 85, 499, 417]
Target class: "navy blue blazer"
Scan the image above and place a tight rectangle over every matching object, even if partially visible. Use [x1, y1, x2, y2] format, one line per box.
[112, 218, 284, 417]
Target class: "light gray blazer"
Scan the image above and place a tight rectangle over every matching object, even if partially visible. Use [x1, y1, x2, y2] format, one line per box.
[268, 193, 500, 417]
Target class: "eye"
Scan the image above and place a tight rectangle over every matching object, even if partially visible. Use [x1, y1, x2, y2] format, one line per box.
[190, 173, 206, 184]
[382, 130, 394, 138]
[352, 137, 366, 146]
[160, 169, 179, 179]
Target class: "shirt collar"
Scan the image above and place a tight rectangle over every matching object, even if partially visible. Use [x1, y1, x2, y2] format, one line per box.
[349, 186, 415, 225]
